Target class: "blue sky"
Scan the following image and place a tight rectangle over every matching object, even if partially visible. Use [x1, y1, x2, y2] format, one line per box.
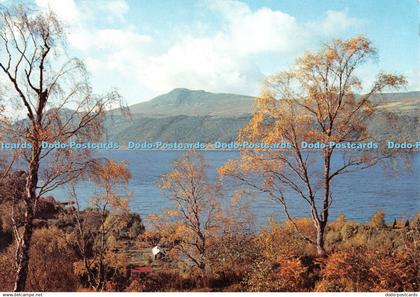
[25, 0, 420, 103]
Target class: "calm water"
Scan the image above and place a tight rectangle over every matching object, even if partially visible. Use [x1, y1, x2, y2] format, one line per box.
[51, 151, 420, 226]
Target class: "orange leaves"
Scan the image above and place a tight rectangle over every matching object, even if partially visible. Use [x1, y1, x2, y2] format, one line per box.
[26, 227, 78, 291]
[274, 257, 308, 291]
[219, 158, 250, 177]
[87, 159, 131, 212]
[91, 160, 131, 186]
[326, 48, 338, 64]
[375, 72, 408, 90]
[318, 250, 373, 291]
[258, 219, 317, 259]
[217, 160, 234, 177]
[160, 151, 210, 194]
[316, 247, 418, 292]
[244, 256, 310, 292]
[235, 36, 404, 156]
[296, 52, 322, 72]
[220, 36, 409, 259]
[166, 208, 179, 218]
[343, 35, 374, 54]
[155, 151, 222, 272]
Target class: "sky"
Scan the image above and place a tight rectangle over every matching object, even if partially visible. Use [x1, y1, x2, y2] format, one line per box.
[4, 0, 420, 104]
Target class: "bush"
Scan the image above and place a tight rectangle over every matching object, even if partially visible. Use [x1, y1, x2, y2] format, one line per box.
[0, 227, 79, 292]
[258, 218, 317, 260]
[316, 246, 418, 292]
[0, 245, 16, 291]
[133, 269, 186, 292]
[244, 256, 315, 292]
[316, 248, 376, 291]
[26, 227, 78, 291]
[370, 211, 386, 228]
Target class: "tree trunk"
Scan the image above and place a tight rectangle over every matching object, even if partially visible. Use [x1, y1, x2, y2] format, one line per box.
[316, 224, 326, 256]
[14, 147, 40, 292]
[13, 205, 34, 292]
[316, 150, 331, 257]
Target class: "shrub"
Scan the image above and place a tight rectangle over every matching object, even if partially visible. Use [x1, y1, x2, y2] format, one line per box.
[370, 211, 386, 228]
[26, 227, 78, 291]
[0, 245, 16, 291]
[0, 227, 79, 291]
[258, 218, 317, 260]
[244, 256, 313, 292]
[316, 246, 418, 292]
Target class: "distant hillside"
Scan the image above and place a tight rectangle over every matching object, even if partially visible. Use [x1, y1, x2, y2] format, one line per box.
[128, 88, 254, 117]
[104, 115, 251, 143]
[104, 89, 419, 143]
[369, 91, 420, 102]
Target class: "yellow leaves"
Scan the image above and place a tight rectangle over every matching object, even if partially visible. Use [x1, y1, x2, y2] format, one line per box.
[239, 37, 393, 156]
[326, 48, 338, 63]
[166, 208, 179, 217]
[230, 191, 242, 207]
[344, 35, 372, 53]
[297, 52, 321, 70]
[73, 261, 86, 277]
[87, 159, 131, 212]
[255, 93, 277, 113]
[174, 224, 192, 238]
[154, 151, 223, 271]
[90, 160, 131, 186]
[375, 72, 407, 90]
[218, 159, 238, 177]
[160, 151, 210, 196]
[108, 160, 131, 183]
[316, 247, 418, 292]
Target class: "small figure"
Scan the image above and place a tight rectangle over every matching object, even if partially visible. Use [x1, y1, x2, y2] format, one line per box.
[152, 245, 165, 260]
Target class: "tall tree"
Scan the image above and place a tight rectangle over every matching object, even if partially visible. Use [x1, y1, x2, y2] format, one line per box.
[0, 5, 122, 291]
[220, 36, 406, 256]
[154, 151, 221, 272]
[70, 160, 131, 292]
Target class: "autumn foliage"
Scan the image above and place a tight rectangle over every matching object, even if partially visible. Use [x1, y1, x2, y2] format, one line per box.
[219, 35, 407, 256]
[0, 30, 417, 292]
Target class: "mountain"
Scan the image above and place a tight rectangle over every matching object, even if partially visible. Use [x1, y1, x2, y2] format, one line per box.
[128, 88, 254, 117]
[369, 91, 420, 102]
[104, 89, 419, 144]
[104, 115, 251, 143]
[105, 89, 254, 143]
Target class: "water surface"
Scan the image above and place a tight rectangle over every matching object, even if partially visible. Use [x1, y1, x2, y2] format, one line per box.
[51, 151, 420, 226]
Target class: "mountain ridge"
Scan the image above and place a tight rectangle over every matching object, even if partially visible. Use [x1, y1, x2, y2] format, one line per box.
[103, 89, 419, 143]
[128, 88, 255, 117]
[125, 88, 420, 117]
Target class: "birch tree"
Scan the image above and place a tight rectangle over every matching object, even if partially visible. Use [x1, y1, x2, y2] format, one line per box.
[0, 5, 122, 291]
[220, 36, 406, 256]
